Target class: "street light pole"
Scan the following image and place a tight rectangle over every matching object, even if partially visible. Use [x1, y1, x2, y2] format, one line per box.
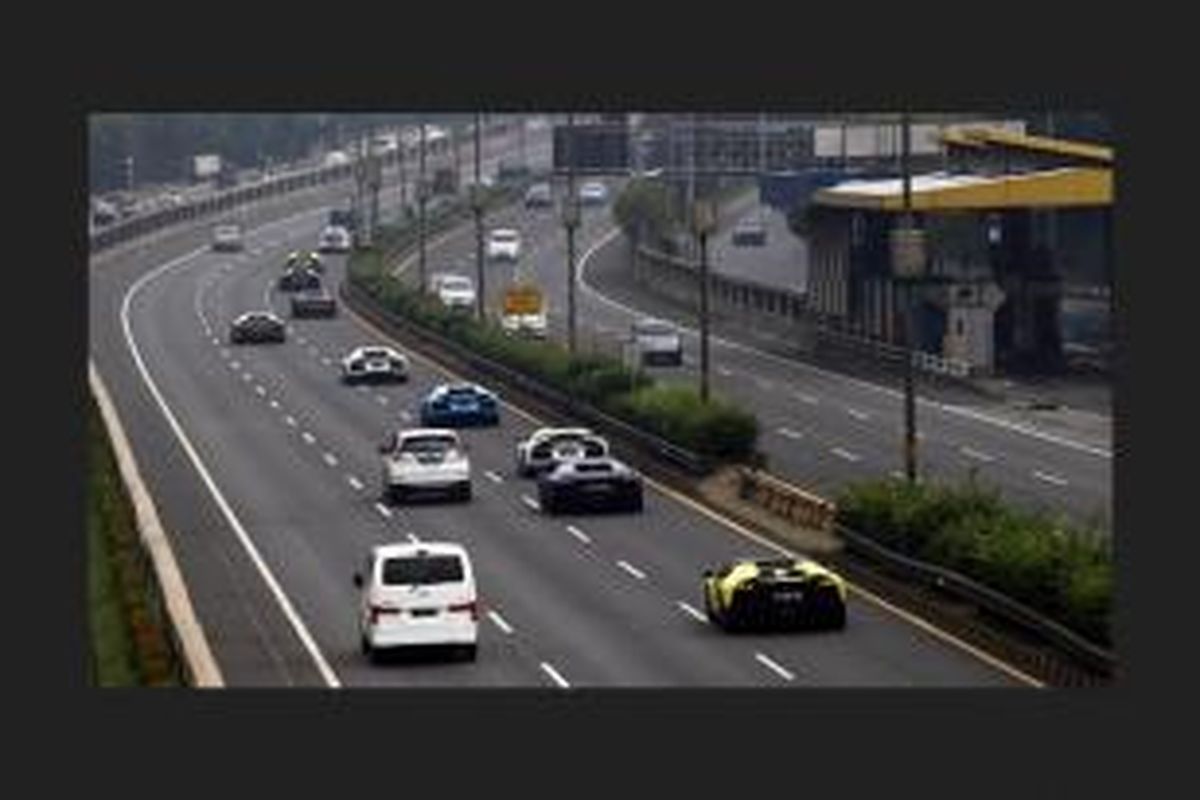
[900, 110, 919, 483]
[565, 112, 579, 355]
[474, 111, 485, 322]
[418, 119, 427, 292]
[694, 199, 716, 402]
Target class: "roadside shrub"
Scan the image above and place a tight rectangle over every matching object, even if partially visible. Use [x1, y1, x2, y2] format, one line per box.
[609, 383, 758, 461]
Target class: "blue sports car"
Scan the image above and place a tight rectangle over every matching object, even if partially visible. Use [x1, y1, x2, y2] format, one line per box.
[419, 383, 500, 427]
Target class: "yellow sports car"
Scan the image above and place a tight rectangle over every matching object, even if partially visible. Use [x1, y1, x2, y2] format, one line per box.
[702, 557, 847, 631]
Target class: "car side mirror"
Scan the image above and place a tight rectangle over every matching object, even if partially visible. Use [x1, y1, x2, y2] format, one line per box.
[353, 572, 363, 588]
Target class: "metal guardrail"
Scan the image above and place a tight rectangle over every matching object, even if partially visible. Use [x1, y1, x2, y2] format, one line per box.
[833, 521, 1116, 676]
[341, 279, 712, 477]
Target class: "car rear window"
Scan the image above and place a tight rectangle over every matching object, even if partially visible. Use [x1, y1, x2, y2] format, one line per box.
[382, 555, 464, 586]
[362, 349, 389, 359]
[399, 435, 457, 454]
[575, 462, 613, 473]
[441, 278, 472, 291]
[490, 231, 517, 242]
[635, 321, 674, 335]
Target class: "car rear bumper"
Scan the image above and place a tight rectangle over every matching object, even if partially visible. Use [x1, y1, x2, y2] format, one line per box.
[368, 618, 477, 648]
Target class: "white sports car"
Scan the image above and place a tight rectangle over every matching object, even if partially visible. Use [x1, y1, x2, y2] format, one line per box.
[515, 427, 609, 478]
[379, 428, 472, 503]
[342, 346, 410, 384]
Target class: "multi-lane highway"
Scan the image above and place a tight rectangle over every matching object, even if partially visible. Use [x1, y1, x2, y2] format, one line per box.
[90, 123, 1037, 687]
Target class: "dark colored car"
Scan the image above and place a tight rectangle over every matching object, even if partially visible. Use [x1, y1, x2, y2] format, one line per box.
[290, 289, 338, 318]
[537, 457, 644, 515]
[278, 267, 322, 292]
[702, 558, 847, 632]
[419, 384, 500, 428]
[229, 311, 286, 344]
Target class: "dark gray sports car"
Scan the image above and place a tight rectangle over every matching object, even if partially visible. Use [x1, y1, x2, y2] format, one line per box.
[537, 457, 643, 515]
[229, 311, 286, 344]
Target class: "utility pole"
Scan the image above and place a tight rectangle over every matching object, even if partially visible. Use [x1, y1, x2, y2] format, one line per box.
[418, 119, 428, 292]
[399, 123, 409, 220]
[895, 110, 921, 484]
[694, 198, 716, 402]
[125, 155, 134, 193]
[473, 111, 486, 322]
[564, 112, 580, 354]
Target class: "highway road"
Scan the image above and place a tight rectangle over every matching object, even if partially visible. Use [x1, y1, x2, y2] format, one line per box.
[89, 125, 1031, 687]
[404, 176, 1112, 530]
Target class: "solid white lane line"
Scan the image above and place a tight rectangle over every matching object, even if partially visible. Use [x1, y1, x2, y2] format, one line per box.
[776, 427, 804, 440]
[375, 503, 393, 519]
[939, 403, 1111, 459]
[487, 610, 514, 635]
[301, 432, 316, 445]
[794, 392, 819, 405]
[961, 446, 996, 463]
[347, 476, 364, 491]
[285, 415, 297, 427]
[1033, 470, 1069, 487]
[831, 447, 861, 462]
[323, 452, 338, 467]
[755, 652, 796, 682]
[485, 470, 504, 484]
[539, 662, 571, 689]
[847, 408, 870, 421]
[521, 494, 541, 512]
[566, 525, 591, 545]
[120, 247, 340, 687]
[677, 601, 707, 623]
[616, 560, 647, 581]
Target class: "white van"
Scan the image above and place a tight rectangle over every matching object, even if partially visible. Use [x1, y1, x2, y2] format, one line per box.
[355, 541, 479, 662]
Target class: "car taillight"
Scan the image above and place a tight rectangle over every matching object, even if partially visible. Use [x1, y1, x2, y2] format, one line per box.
[449, 600, 479, 621]
[369, 604, 399, 625]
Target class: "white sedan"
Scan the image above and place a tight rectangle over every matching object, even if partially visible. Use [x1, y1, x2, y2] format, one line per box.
[486, 228, 522, 262]
[318, 225, 352, 253]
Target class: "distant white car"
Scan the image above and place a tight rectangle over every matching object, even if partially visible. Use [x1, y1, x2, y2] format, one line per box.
[324, 151, 351, 168]
[212, 223, 244, 252]
[341, 345, 410, 384]
[433, 274, 477, 311]
[579, 181, 608, 205]
[354, 541, 479, 662]
[515, 427, 609, 477]
[318, 224, 352, 253]
[379, 428, 472, 503]
[632, 318, 683, 366]
[486, 228, 521, 262]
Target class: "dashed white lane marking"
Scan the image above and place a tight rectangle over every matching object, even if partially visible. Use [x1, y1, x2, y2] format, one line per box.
[484, 470, 504, 484]
[212, 337, 220, 346]
[298, 336, 308, 345]
[794, 392, 819, 405]
[230, 360, 241, 370]
[375, 502, 393, 519]
[776, 427, 804, 440]
[961, 446, 996, 463]
[539, 662, 571, 689]
[406, 532, 420, 544]
[521, 494, 541, 512]
[847, 408, 870, 421]
[831, 447, 861, 462]
[616, 560, 647, 581]
[322, 452, 338, 467]
[487, 610, 514, 635]
[399, 410, 413, 422]
[308, 346, 320, 356]
[1033, 470, 1069, 487]
[755, 652, 796, 682]
[255, 385, 266, 396]
[242, 373, 253, 383]
[565, 525, 591, 544]
[269, 399, 280, 409]
[285, 415, 297, 427]
[347, 476, 364, 491]
[717, 366, 734, 377]
[301, 432, 316, 445]
[376, 395, 388, 405]
[677, 601, 707, 623]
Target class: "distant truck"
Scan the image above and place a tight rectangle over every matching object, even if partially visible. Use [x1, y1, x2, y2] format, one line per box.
[192, 153, 222, 182]
[501, 282, 547, 339]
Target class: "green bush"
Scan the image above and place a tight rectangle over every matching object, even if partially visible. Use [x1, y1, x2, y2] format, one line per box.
[609, 383, 758, 461]
[836, 476, 1113, 647]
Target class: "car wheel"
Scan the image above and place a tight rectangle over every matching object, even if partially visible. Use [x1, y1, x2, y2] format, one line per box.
[540, 492, 558, 515]
[825, 602, 847, 631]
[628, 489, 644, 513]
[457, 482, 472, 503]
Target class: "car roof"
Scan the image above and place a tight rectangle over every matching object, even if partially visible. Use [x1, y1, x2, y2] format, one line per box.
[489, 228, 519, 237]
[235, 310, 280, 323]
[352, 345, 399, 357]
[372, 541, 469, 561]
[397, 427, 459, 440]
[532, 427, 594, 439]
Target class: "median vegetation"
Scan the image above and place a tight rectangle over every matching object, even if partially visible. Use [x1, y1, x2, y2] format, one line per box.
[348, 226, 759, 463]
[835, 475, 1113, 647]
[88, 391, 183, 686]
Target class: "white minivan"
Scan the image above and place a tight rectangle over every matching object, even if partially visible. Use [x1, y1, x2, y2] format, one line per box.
[355, 541, 479, 662]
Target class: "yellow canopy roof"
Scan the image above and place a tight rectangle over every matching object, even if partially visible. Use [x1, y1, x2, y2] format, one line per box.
[941, 127, 1113, 165]
[813, 167, 1113, 211]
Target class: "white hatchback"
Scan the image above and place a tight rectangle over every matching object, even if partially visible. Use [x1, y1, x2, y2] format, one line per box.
[355, 542, 479, 662]
[486, 228, 522, 262]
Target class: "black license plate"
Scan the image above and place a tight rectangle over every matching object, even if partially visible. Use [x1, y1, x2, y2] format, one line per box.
[409, 608, 439, 618]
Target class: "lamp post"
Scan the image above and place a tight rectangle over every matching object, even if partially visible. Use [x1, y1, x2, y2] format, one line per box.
[473, 111, 485, 322]
[890, 110, 923, 483]
[418, 119, 427, 292]
[564, 112, 579, 354]
[692, 198, 717, 402]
